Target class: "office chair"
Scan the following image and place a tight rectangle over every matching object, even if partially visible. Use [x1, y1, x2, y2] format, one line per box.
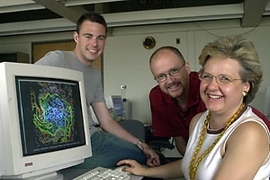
[148, 138, 175, 152]
[144, 125, 175, 152]
[118, 119, 145, 141]
[118, 120, 174, 150]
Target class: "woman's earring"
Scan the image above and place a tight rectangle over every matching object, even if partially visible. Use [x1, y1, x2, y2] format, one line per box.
[242, 91, 248, 96]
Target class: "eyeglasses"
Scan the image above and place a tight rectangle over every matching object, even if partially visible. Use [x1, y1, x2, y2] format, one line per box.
[199, 72, 242, 85]
[154, 63, 185, 83]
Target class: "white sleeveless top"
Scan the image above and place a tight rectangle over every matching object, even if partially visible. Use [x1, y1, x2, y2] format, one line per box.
[181, 107, 270, 180]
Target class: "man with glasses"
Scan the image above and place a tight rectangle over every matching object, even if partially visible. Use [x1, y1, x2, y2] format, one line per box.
[149, 46, 206, 156]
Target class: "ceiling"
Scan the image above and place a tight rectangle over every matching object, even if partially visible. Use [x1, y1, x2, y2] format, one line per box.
[0, 0, 269, 36]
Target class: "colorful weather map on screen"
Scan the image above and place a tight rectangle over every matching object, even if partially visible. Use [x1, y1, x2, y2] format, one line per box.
[31, 82, 74, 144]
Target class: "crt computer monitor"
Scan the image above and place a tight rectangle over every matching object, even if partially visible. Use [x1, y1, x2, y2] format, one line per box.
[90, 95, 124, 124]
[0, 62, 92, 179]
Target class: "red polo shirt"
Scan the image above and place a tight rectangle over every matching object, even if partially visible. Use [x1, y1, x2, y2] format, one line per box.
[149, 72, 206, 141]
[250, 106, 270, 130]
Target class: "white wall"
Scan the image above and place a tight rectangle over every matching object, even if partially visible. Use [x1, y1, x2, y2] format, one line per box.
[1, 17, 270, 122]
[104, 30, 189, 122]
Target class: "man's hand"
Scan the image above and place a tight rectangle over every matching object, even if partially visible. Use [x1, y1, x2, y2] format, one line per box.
[139, 142, 160, 166]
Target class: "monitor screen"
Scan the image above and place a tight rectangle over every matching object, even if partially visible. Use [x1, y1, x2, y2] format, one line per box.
[111, 96, 124, 117]
[16, 76, 86, 156]
[105, 95, 124, 121]
[0, 62, 91, 179]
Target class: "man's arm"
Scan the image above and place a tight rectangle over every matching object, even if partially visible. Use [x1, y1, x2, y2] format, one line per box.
[92, 102, 139, 143]
[173, 136, 187, 156]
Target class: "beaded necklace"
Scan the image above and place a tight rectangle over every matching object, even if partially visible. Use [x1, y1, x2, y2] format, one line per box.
[189, 103, 245, 180]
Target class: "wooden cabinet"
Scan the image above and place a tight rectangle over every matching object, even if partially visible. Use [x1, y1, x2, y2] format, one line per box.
[33, 41, 75, 63]
[0, 52, 29, 63]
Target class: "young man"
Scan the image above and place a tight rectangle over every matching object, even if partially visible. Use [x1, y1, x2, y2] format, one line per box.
[35, 12, 160, 169]
[149, 46, 206, 155]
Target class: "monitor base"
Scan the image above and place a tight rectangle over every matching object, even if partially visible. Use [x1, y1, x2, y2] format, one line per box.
[0, 172, 64, 180]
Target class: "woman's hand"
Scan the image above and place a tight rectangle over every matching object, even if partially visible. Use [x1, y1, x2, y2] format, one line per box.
[117, 159, 148, 176]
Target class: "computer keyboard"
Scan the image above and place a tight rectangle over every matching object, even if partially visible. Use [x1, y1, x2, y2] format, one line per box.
[72, 166, 131, 180]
